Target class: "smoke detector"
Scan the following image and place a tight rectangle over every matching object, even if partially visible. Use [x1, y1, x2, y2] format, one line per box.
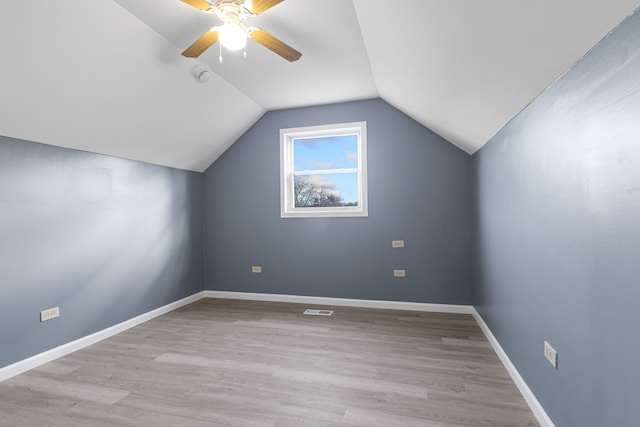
[193, 64, 212, 83]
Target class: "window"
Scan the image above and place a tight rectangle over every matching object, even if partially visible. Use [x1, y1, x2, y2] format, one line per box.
[280, 122, 368, 218]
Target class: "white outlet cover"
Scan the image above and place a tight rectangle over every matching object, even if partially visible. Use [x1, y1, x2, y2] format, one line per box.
[40, 307, 60, 322]
[251, 266, 262, 273]
[393, 269, 406, 277]
[544, 341, 558, 368]
[392, 240, 405, 248]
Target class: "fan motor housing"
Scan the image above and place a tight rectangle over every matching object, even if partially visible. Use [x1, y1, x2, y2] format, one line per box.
[213, 0, 251, 20]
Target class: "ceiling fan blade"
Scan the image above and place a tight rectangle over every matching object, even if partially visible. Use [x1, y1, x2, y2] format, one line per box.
[182, 30, 219, 58]
[247, 0, 285, 15]
[180, 0, 213, 12]
[250, 29, 301, 62]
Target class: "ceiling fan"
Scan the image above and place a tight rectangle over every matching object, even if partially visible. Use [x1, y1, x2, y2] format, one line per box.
[179, 0, 302, 62]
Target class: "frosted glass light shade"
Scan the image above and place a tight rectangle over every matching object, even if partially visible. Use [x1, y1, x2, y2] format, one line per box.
[218, 23, 247, 51]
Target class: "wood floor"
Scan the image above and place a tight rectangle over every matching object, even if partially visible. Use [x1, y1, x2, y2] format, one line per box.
[0, 298, 539, 426]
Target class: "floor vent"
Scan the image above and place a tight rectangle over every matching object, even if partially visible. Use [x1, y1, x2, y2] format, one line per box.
[303, 309, 334, 316]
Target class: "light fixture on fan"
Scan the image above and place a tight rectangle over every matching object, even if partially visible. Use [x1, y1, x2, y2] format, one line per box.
[179, 0, 302, 62]
[218, 22, 247, 50]
[213, 2, 248, 53]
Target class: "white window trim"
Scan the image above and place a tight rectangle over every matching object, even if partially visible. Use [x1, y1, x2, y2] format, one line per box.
[280, 121, 368, 218]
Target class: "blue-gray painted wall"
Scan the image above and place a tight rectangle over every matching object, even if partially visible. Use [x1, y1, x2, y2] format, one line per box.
[0, 136, 204, 369]
[472, 8, 640, 427]
[203, 99, 472, 304]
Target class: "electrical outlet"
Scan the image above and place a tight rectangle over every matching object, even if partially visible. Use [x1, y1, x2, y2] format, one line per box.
[392, 240, 405, 248]
[251, 266, 262, 273]
[393, 269, 406, 278]
[40, 307, 60, 322]
[544, 341, 557, 368]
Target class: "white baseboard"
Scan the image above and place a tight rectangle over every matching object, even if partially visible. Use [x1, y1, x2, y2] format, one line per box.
[204, 290, 474, 314]
[0, 291, 206, 383]
[471, 308, 555, 427]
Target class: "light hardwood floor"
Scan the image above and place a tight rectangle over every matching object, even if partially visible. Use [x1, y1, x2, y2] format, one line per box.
[0, 298, 539, 426]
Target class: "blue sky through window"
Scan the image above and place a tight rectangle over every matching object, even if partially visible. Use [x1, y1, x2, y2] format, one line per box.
[293, 135, 359, 204]
[293, 135, 358, 171]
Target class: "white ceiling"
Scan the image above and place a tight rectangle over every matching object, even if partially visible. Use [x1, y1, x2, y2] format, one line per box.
[1, 0, 638, 172]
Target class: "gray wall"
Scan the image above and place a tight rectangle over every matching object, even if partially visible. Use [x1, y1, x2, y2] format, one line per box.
[204, 99, 471, 304]
[0, 136, 204, 369]
[472, 8, 640, 427]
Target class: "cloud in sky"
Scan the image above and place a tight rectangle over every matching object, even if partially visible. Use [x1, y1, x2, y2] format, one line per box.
[300, 139, 318, 149]
[345, 151, 358, 163]
[298, 157, 334, 169]
[303, 175, 341, 197]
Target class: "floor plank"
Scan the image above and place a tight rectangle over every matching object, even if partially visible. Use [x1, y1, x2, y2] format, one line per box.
[0, 298, 539, 426]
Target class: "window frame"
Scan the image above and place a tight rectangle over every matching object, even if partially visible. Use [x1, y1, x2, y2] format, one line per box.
[280, 121, 368, 218]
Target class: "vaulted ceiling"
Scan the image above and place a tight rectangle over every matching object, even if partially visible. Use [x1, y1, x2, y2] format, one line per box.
[1, 1, 638, 172]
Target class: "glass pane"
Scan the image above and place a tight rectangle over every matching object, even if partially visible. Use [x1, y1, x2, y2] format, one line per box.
[293, 134, 358, 171]
[294, 173, 358, 207]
